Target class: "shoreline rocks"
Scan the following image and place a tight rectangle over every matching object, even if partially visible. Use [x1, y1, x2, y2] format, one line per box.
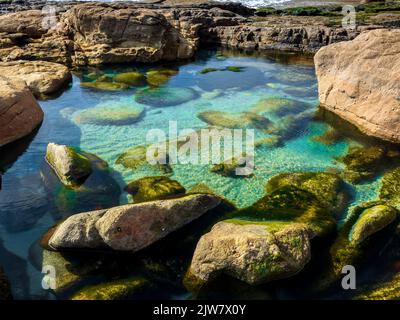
[315, 29, 400, 143]
[48, 193, 221, 252]
[0, 76, 43, 147]
[0, 61, 72, 97]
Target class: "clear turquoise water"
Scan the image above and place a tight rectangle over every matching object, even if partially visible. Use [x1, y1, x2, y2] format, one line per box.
[0, 50, 384, 299]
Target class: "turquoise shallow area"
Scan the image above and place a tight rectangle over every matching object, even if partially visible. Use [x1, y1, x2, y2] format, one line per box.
[0, 50, 384, 299]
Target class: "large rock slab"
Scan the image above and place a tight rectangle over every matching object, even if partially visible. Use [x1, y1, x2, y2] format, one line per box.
[0, 76, 43, 147]
[0, 61, 72, 97]
[48, 194, 221, 252]
[315, 29, 400, 143]
[186, 221, 313, 287]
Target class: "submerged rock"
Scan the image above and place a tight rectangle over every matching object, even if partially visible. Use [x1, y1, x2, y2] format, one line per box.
[80, 81, 129, 91]
[197, 111, 273, 130]
[265, 172, 350, 215]
[0, 60, 72, 97]
[48, 194, 221, 252]
[338, 146, 400, 184]
[0, 76, 43, 148]
[45, 143, 93, 188]
[70, 277, 150, 300]
[125, 176, 186, 203]
[250, 97, 309, 117]
[73, 104, 145, 126]
[135, 87, 199, 107]
[113, 72, 146, 86]
[116, 145, 172, 174]
[211, 154, 254, 178]
[146, 69, 178, 87]
[185, 221, 313, 289]
[311, 126, 344, 145]
[315, 29, 400, 143]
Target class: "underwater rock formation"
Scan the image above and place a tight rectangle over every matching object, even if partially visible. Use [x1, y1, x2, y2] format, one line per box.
[0, 265, 12, 300]
[0, 76, 43, 147]
[125, 176, 186, 203]
[48, 194, 221, 252]
[315, 29, 400, 143]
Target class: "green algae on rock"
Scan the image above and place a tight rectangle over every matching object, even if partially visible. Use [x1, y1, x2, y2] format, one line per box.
[146, 69, 178, 87]
[379, 167, 400, 209]
[316, 201, 398, 291]
[338, 146, 386, 183]
[211, 154, 254, 178]
[311, 126, 344, 145]
[265, 172, 350, 215]
[250, 97, 309, 117]
[73, 104, 145, 126]
[356, 273, 400, 300]
[125, 176, 186, 203]
[45, 143, 92, 188]
[80, 81, 129, 91]
[185, 220, 313, 291]
[113, 72, 146, 86]
[350, 204, 397, 244]
[197, 111, 273, 130]
[135, 87, 199, 107]
[70, 277, 150, 300]
[234, 185, 336, 238]
[43, 148, 120, 216]
[116, 145, 172, 174]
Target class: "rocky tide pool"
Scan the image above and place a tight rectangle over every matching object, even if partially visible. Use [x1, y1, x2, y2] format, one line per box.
[0, 50, 399, 300]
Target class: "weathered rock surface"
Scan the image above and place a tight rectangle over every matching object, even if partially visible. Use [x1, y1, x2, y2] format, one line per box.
[0, 61, 72, 97]
[315, 29, 400, 143]
[0, 76, 43, 147]
[45, 143, 93, 188]
[186, 221, 313, 287]
[48, 194, 221, 252]
[0, 2, 375, 66]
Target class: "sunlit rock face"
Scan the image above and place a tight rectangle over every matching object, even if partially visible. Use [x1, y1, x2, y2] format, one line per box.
[315, 29, 400, 143]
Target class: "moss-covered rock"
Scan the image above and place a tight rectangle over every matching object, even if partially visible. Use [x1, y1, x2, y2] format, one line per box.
[356, 273, 400, 300]
[45, 143, 92, 188]
[338, 146, 396, 183]
[42, 148, 121, 217]
[80, 81, 129, 91]
[70, 277, 149, 300]
[73, 104, 145, 126]
[265, 172, 350, 214]
[135, 87, 199, 107]
[211, 154, 254, 178]
[316, 201, 398, 291]
[234, 185, 337, 238]
[379, 167, 400, 209]
[250, 97, 309, 117]
[350, 204, 397, 244]
[199, 67, 220, 74]
[113, 72, 146, 86]
[125, 176, 186, 203]
[197, 111, 273, 130]
[185, 220, 313, 291]
[116, 145, 172, 174]
[145, 69, 178, 87]
[311, 127, 344, 145]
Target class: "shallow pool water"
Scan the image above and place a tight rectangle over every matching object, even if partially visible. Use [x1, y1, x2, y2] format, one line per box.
[0, 50, 387, 299]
